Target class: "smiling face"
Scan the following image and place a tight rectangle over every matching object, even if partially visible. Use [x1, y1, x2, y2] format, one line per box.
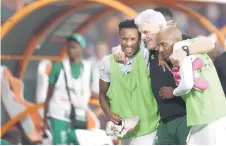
[157, 38, 176, 61]
[138, 23, 161, 49]
[119, 27, 140, 57]
[156, 26, 182, 61]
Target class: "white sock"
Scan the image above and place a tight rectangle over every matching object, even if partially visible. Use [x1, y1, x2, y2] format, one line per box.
[173, 56, 194, 96]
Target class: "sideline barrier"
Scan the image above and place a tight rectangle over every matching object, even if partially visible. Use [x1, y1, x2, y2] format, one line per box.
[1, 0, 62, 39]
[0, 103, 44, 138]
[17, 1, 90, 79]
[1, 0, 137, 79]
[0, 98, 99, 137]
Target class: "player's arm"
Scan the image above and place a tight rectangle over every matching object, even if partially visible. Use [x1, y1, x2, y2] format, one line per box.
[188, 36, 215, 54]
[175, 36, 215, 55]
[170, 36, 215, 66]
[44, 63, 61, 128]
[99, 56, 121, 124]
[99, 79, 121, 124]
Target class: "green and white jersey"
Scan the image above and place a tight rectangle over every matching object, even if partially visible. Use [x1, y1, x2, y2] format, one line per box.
[48, 59, 92, 121]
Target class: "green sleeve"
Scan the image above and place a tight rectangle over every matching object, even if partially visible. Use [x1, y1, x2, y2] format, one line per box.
[49, 62, 62, 85]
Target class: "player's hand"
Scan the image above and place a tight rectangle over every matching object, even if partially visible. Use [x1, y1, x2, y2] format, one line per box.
[108, 113, 121, 125]
[112, 45, 127, 64]
[158, 53, 171, 72]
[159, 87, 174, 100]
[169, 49, 187, 66]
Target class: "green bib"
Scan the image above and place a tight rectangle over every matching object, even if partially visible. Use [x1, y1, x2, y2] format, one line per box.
[184, 54, 226, 126]
[107, 52, 160, 139]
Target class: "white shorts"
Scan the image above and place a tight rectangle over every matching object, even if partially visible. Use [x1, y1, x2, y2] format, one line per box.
[187, 116, 226, 145]
[121, 130, 157, 145]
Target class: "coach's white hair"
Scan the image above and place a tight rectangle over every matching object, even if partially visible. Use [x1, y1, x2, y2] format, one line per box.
[135, 9, 167, 29]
